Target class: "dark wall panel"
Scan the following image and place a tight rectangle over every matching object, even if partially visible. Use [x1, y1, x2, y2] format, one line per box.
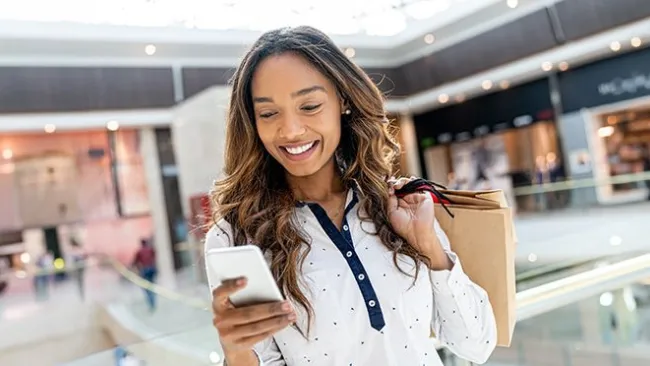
[556, 0, 650, 41]
[181, 67, 235, 99]
[363, 67, 409, 97]
[400, 10, 557, 94]
[0, 67, 174, 113]
[559, 47, 650, 113]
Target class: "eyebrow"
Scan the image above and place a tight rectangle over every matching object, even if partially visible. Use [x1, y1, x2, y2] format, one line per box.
[252, 85, 326, 104]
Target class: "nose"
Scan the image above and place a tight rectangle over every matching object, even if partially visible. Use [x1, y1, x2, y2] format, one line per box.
[278, 114, 306, 141]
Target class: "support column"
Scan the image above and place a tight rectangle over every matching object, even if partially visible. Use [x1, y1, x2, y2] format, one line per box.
[397, 113, 422, 177]
[171, 86, 231, 281]
[140, 127, 175, 287]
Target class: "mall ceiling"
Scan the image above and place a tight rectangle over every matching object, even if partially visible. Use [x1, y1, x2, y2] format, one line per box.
[0, 0, 649, 115]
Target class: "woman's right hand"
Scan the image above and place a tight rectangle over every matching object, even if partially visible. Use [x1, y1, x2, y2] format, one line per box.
[212, 277, 296, 353]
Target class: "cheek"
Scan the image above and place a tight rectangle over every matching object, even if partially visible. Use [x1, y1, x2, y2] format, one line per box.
[255, 124, 276, 154]
[319, 115, 342, 147]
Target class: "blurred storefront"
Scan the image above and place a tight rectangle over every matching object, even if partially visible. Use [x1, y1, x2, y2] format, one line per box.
[0, 129, 154, 272]
[413, 78, 561, 212]
[557, 46, 650, 205]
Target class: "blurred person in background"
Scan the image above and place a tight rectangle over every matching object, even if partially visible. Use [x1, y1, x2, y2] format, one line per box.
[68, 235, 87, 300]
[132, 238, 157, 312]
[447, 171, 462, 190]
[545, 152, 567, 209]
[207, 26, 496, 366]
[34, 251, 54, 300]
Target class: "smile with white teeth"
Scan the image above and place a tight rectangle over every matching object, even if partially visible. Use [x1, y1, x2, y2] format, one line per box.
[283, 141, 315, 155]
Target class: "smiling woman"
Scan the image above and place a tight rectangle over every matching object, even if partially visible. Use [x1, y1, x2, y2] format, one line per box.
[206, 26, 496, 366]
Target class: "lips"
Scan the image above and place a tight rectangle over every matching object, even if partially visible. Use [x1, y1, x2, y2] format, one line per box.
[279, 141, 319, 162]
[282, 141, 315, 155]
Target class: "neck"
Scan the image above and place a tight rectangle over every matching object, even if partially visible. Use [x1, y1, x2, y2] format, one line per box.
[287, 159, 346, 202]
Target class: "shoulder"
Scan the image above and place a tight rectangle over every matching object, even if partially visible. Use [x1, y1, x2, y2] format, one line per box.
[204, 219, 235, 251]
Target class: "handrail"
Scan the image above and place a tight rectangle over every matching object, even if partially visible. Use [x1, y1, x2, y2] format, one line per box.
[516, 253, 650, 321]
[513, 171, 650, 195]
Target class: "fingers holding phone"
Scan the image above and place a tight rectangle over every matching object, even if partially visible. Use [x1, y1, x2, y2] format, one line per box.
[212, 277, 295, 351]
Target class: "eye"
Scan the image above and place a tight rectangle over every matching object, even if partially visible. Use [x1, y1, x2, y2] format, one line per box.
[301, 104, 322, 112]
[258, 111, 277, 119]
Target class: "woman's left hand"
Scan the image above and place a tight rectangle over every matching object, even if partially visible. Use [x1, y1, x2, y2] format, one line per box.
[388, 177, 437, 253]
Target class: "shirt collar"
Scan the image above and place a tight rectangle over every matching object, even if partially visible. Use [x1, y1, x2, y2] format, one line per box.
[295, 189, 359, 213]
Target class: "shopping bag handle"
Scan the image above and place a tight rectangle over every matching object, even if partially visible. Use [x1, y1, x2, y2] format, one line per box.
[394, 178, 455, 218]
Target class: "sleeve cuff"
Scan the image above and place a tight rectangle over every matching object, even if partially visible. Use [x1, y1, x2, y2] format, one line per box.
[429, 251, 468, 295]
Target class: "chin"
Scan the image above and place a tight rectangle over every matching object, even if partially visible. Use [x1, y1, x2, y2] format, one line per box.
[283, 164, 323, 178]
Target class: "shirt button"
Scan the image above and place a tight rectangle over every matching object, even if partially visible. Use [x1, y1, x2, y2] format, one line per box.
[368, 300, 376, 307]
[357, 274, 365, 281]
[346, 251, 353, 258]
[343, 225, 349, 231]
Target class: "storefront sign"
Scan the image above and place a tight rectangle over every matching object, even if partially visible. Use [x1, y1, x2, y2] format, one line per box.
[560, 47, 650, 112]
[597, 73, 650, 97]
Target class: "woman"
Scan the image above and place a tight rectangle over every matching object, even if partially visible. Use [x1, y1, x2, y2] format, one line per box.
[207, 26, 496, 366]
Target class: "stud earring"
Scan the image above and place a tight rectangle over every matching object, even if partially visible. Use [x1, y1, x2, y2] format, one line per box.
[344, 109, 351, 115]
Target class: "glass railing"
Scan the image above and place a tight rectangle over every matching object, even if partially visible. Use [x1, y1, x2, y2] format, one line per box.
[45, 250, 650, 366]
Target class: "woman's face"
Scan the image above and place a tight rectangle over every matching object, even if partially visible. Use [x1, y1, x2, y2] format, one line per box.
[251, 52, 343, 178]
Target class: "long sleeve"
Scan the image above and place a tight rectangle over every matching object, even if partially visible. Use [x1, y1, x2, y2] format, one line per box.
[428, 220, 497, 364]
[205, 223, 287, 366]
[252, 338, 285, 366]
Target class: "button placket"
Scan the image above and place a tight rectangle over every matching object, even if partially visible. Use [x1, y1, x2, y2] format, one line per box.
[307, 198, 386, 331]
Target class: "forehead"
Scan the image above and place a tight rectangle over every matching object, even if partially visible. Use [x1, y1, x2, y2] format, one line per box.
[251, 53, 335, 97]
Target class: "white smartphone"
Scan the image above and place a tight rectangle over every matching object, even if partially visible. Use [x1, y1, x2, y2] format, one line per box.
[205, 245, 284, 307]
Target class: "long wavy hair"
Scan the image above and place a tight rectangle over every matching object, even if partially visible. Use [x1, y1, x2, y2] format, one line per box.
[212, 26, 427, 334]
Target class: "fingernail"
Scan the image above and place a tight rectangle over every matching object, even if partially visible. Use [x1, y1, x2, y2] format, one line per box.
[282, 302, 291, 311]
[288, 313, 296, 321]
[236, 277, 246, 285]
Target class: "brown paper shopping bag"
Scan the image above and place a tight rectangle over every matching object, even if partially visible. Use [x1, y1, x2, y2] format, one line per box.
[435, 189, 517, 347]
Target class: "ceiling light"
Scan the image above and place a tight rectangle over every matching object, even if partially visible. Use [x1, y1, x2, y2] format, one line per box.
[609, 235, 622, 246]
[438, 94, 449, 104]
[599, 292, 614, 307]
[344, 47, 356, 58]
[455, 94, 466, 103]
[631, 37, 642, 48]
[606, 115, 618, 125]
[107, 120, 120, 131]
[499, 80, 510, 89]
[598, 126, 615, 138]
[541, 61, 553, 71]
[527, 253, 537, 263]
[20, 252, 31, 264]
[558, 61, 569, 71]
[44, 124, 56, 133]
[506, 0, 519, 9]
[208, 351, 221, 364]
[2, 148, 13, 160]
[145, 44, 157, 56]
[610, 41, 621, 52]
[481, 80, 493, 90]
[423, 33, 435, 44]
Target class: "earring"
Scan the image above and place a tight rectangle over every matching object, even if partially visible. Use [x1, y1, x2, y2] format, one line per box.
[344, 109, 351, 115]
